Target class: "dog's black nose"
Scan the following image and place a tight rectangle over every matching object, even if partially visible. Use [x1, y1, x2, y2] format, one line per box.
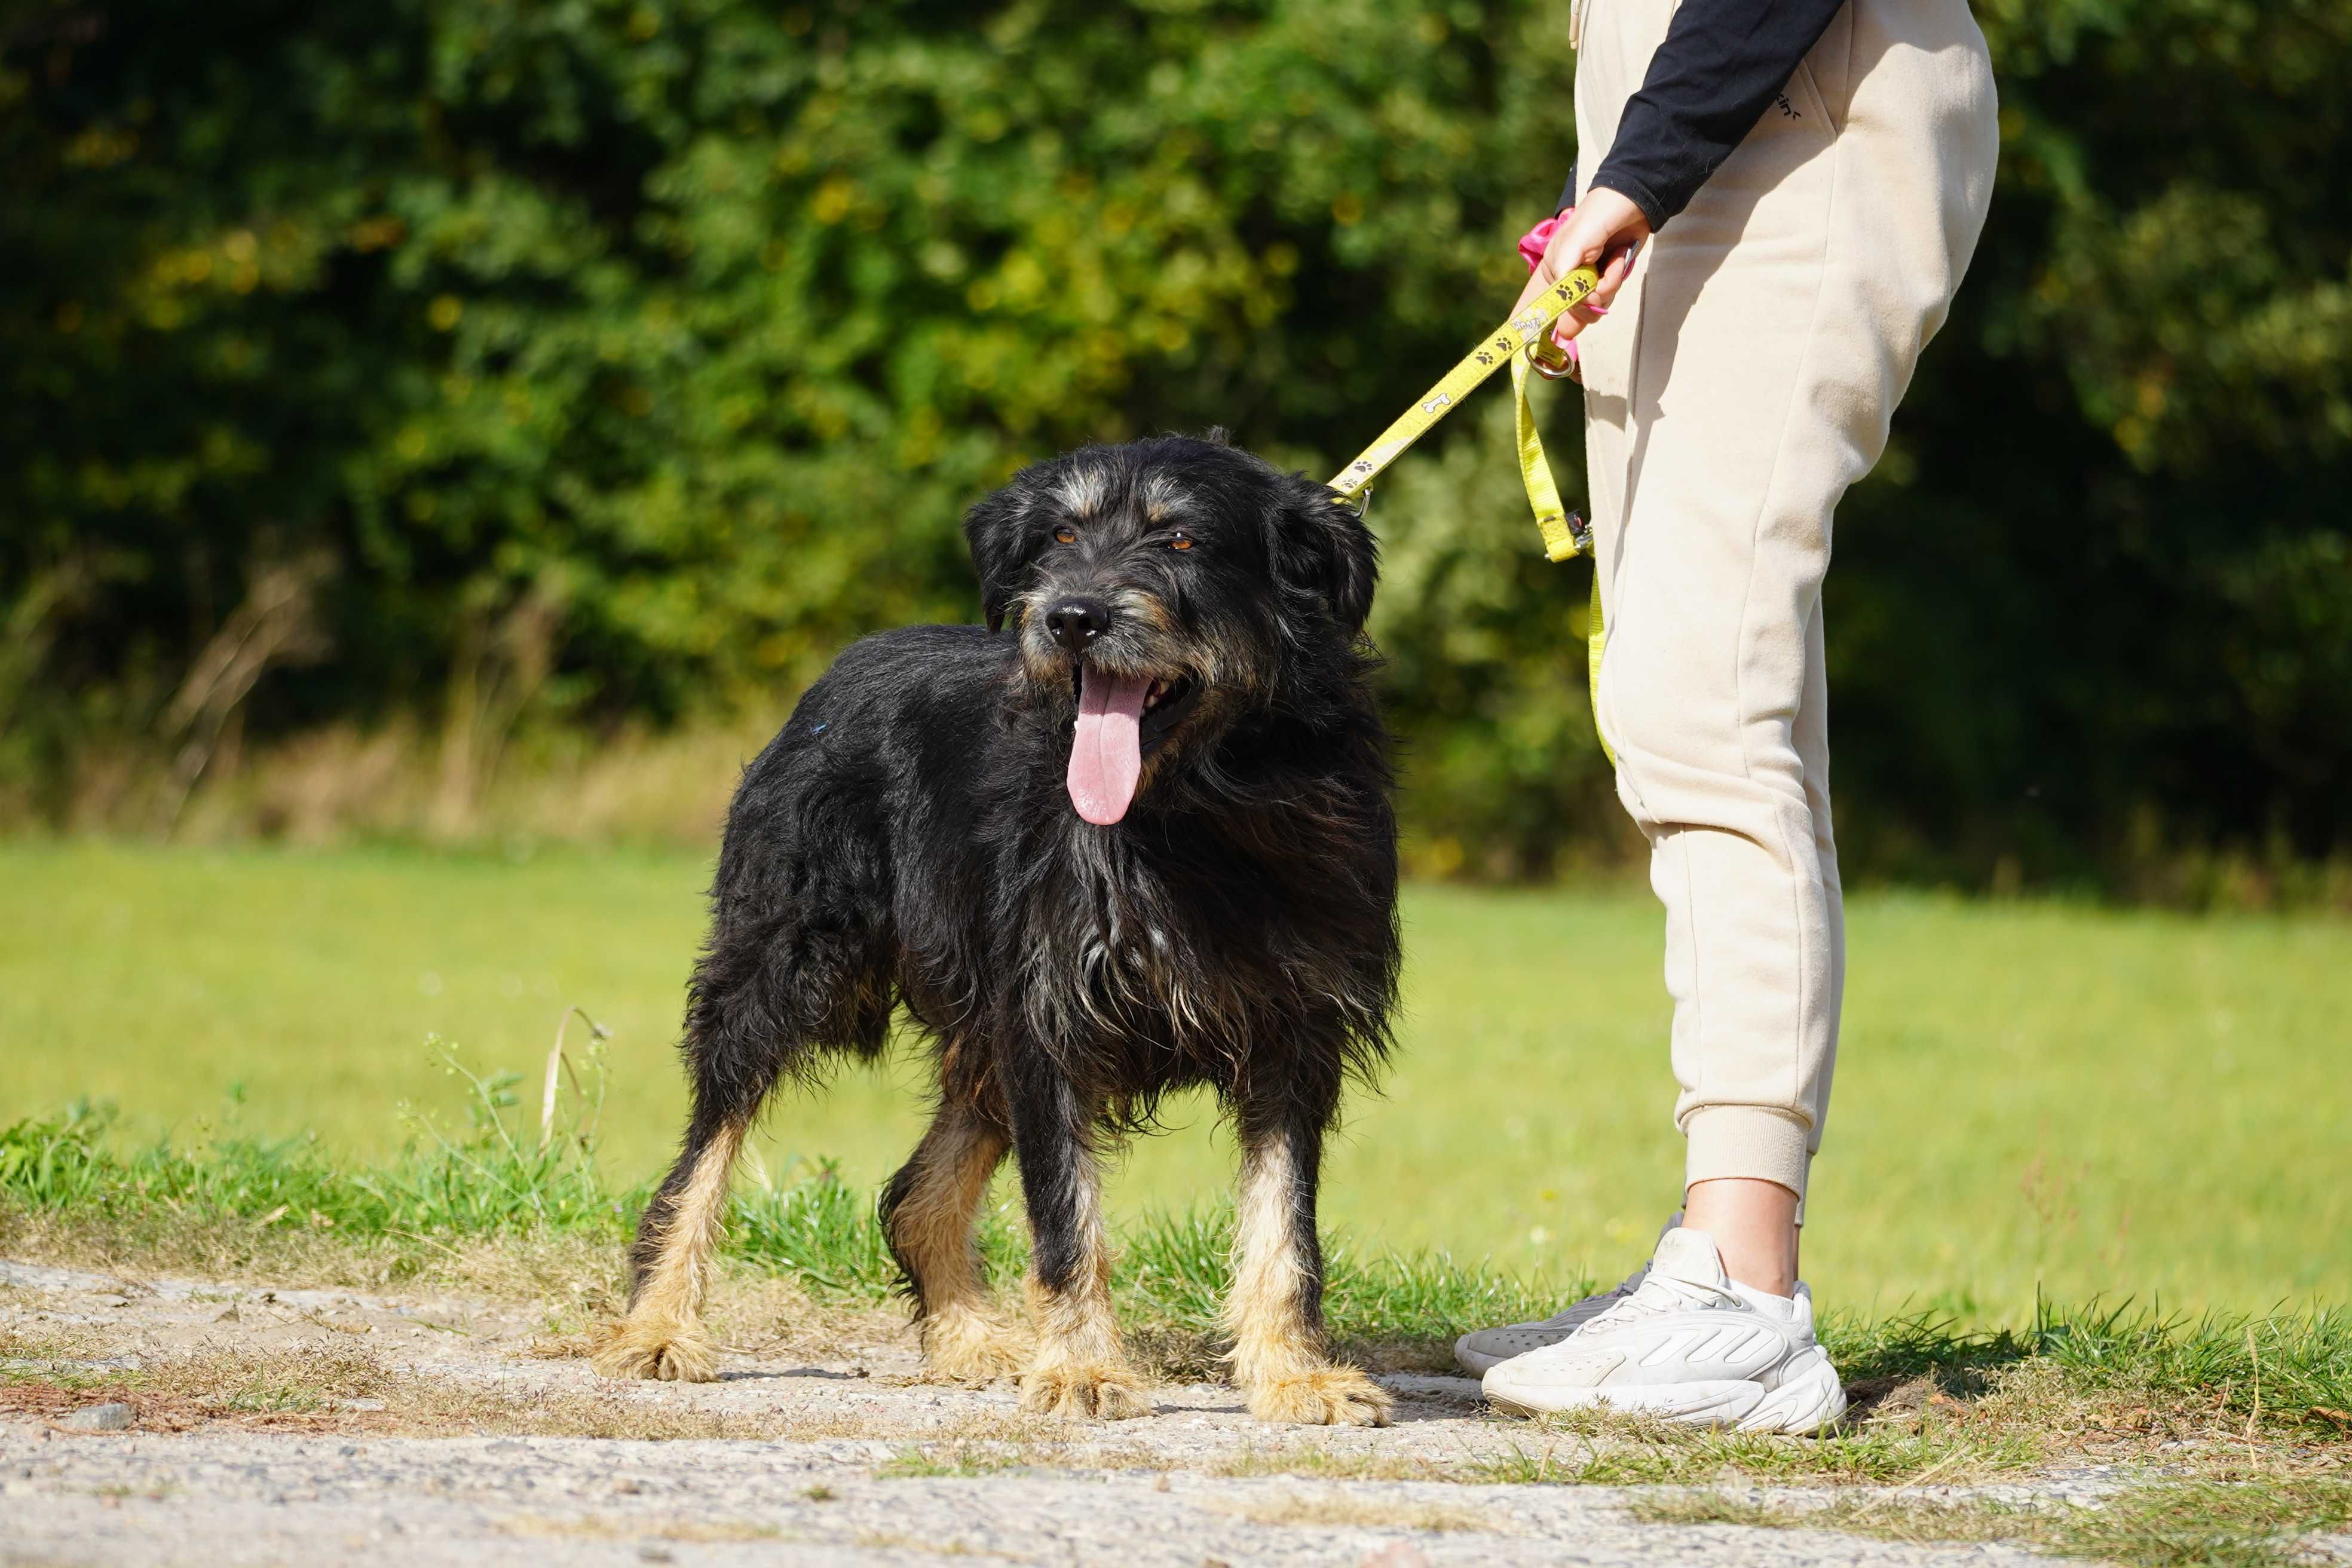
[1045, 597, 1111, 651]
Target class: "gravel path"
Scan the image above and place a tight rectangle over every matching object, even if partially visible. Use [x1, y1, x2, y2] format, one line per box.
[3, 1258, 2082, 1567]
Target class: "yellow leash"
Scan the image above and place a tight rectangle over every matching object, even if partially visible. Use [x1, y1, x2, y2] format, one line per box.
[1327, 264, 1615, 762]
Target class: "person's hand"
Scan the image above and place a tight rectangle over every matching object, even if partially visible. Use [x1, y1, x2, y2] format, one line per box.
[1512, 185, 1651, 347]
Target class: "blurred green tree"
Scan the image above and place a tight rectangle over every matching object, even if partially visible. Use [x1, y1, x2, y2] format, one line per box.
[2, 0, 2345, 890]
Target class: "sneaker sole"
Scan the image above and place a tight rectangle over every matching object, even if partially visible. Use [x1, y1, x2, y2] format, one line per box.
[1453, 1315, 1610, 1377]
[1454, 1339, 1507, 1377]
[1735, 1353, 1848, 1434]
[1487, 1352, 1849, 1435]
[1486, 1377, 1764, 1425]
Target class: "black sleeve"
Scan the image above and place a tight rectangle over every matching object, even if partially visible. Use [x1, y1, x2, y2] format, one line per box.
[1558, 0, 1846, 231]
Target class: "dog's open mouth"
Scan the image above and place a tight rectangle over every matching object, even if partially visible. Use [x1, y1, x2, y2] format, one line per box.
[1066, 666, 1201, 826]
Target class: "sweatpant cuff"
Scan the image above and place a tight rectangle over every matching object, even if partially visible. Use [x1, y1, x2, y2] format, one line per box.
[1683, 1105, 1812, 1220]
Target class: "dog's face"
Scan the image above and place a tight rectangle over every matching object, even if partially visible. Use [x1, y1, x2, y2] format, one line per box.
[963, 436, 1377, 826]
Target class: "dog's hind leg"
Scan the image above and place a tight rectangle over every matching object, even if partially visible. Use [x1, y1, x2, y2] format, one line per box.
[881, 1092, 1024, 1382]
[597, 733, 900, 1384]
[1005, 1060, 1150, 1420]
[598, 942, 797, 1382]
[1224, 1082, 1393, 1426]
[594, 1092, 753, 1383]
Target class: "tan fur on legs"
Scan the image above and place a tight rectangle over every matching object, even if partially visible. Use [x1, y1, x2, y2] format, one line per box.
[1245, 1362, 1394, 1425]
[1019, 1358, 1153, 1419]
[1016, 1149, 1152, 1420]
[889, 1108, 1026, 1382]
[921, 1300, 1031, 1382]
[593, 1118, 744, 1383]
[1019, 1271, 1152, 1419]
[1224, 1137, 1392, 1427]
[592, 1315, 719, 1384]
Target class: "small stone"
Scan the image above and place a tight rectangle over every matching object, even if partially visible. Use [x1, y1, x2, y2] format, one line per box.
[638, 1548, 674, 1564]
[1358, 1546, 1432, 1568]
[57, 1402, 134, 1432]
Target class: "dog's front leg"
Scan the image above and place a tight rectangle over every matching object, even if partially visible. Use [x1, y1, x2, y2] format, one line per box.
[1006, 1057, 1150, 1420]
[1226, 1097, 1393, 1426]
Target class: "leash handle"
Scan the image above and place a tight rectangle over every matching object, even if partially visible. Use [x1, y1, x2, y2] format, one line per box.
[1324, 258, 1615, 765]
[1326, 264, 1602, 512]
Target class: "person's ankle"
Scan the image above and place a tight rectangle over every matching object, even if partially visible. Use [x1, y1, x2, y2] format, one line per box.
[1682, 1177, 1800, 1297]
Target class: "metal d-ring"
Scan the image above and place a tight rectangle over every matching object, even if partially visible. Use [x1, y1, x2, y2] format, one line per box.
[1530, 341, 1579, 382]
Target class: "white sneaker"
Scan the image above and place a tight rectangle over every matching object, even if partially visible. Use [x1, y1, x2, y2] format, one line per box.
[1481, 1227, 1848, 1434]
[1453, 1212, 1682, 1376]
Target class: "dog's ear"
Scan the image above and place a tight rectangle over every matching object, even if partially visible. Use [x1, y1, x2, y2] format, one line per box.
[962, 485, 1033, 633]
[1268, 473, 1379, 636]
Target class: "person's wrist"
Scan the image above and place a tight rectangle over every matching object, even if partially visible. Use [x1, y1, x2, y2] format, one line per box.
[1581, 180, 1658, 241]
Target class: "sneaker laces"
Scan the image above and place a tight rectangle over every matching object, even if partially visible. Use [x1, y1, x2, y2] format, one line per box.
[1536, 1211, 1681, 1327]
[1584, 1267, 1741, 1331]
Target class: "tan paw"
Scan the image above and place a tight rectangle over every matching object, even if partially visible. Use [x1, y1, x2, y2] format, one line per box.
[591, 1320, 719, 1383]
[1247, 1364, 1394, 1426]
[1018, 1362, 1153, 1420]
[920, 1306, 1028, 1383]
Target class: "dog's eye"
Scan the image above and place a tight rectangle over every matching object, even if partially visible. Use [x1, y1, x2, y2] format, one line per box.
[1052, 525, 1077, 546]
[1167, 532, 1194, 552]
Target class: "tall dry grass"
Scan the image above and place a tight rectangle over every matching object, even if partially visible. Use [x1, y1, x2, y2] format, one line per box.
[14, 718, 781, 849]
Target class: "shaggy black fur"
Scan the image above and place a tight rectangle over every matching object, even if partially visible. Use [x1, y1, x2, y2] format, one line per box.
[627, 434, 1398, 1336]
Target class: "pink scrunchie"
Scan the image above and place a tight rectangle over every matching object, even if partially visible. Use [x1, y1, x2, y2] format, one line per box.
[1517, 213, 1606, 366]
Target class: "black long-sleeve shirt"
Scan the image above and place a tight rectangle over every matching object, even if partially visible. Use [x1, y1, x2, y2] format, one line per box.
[1560, 0, 1846, 231]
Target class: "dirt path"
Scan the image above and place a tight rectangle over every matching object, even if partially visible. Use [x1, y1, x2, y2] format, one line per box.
[4, 1258, 2096, 1566]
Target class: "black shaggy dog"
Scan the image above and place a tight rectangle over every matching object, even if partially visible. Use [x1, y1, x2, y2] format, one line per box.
[596, 435, 1400, 1426]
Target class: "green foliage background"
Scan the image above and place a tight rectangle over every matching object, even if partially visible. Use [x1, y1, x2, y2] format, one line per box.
[4, 0, 2347, 889]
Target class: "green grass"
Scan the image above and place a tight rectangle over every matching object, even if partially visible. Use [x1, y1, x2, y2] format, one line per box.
[1, 840, 2347, 1316]
[873, 1444, 1037, 1480]
[9, 869, 2342, 1568]
[1469, 1417, 2044, 1487]
[0, 1094, 1559, 1363]
[5, 1092, 2350, 1446]
[6, 1050, 2351, 1526]
[1636, 1480, 2352, 1568]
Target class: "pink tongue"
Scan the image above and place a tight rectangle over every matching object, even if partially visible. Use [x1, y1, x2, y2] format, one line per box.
[1067, 669, 1150, 825]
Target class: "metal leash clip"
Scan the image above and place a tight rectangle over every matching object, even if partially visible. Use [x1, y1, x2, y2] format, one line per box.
[1529, 336, 1579, 382]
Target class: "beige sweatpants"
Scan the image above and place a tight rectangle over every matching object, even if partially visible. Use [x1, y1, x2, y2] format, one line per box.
[1570, 0, 1998, 1214]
